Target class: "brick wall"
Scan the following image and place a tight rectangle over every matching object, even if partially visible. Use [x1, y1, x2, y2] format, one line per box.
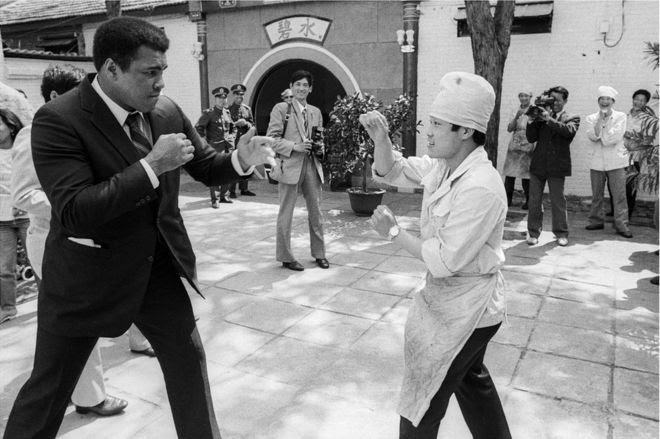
[2, 57, 94, 110]
[204, 1, 403, 107]
[418, 0, 659, 199]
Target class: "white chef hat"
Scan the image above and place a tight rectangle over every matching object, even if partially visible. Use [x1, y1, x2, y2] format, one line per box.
[597, 85, 618, 100]
[428, 72, 495, 133]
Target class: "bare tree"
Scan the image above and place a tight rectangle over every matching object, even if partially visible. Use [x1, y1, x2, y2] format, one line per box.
[105, 0, 122, 18]
[465, 0, 514, 167]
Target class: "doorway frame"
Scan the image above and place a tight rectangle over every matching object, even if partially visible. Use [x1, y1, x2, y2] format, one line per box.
[242, 42, 360, 106]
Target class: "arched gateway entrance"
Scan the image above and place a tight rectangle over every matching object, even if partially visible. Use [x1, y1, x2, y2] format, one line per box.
[252, 61, 344, 134]
[241, 42, 360, 134]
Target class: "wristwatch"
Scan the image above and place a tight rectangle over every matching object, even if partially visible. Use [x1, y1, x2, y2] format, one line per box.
[388, 225, 401, 241]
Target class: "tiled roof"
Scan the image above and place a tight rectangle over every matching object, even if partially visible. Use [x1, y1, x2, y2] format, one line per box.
[0, 0, 188, 26]
[3, 47, 92, 58]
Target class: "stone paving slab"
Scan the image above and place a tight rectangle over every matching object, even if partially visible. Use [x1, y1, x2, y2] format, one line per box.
[1, 179, 658, 438]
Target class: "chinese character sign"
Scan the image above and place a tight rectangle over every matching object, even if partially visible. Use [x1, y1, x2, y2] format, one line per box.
[265, 16, 331, 47]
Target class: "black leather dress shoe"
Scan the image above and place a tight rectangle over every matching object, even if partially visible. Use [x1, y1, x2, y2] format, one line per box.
[282, 261, 304, 271]
[211, 201, 219, 209]
[219, 197, 232, 203]
[229, 192, 237, 199]
[315, 258, 330, 269]
[130, 347, 156, 357]
[75, 395, 128, 416]
[585, 224, 604, 230]
[241, 190, 256, 196]
[617, 230, 633, 238]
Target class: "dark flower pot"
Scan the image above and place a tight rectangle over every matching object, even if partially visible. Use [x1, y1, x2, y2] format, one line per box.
[347, 188, 386, 216]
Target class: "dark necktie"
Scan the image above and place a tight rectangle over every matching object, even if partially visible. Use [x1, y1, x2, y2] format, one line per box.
[126, 112, 152, 156]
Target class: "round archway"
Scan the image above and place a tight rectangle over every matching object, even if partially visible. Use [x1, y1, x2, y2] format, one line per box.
[252, 60, 346, 134]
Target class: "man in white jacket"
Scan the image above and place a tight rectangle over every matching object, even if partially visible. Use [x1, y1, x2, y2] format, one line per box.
[361, 72, 510, 439]
[584, 85, 632, 238]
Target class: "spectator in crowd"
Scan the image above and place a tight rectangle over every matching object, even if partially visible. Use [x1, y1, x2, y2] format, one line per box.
[525, 86, 580, 246]
[281, 88, 293, 102]
[228, 83, 257, 198]
[0, 81, 33, 126]
[195, 86, 236, 207]
[623, 89, 658, 217]
[11, 64, 157, 417]
[502, 90, 535, 209]
[361, 72, 511, 439]
[3, 17, 274, 438]
[584, 86, 632, 238]
[267, 70, 329, 271]
[0, 107, 27, 325]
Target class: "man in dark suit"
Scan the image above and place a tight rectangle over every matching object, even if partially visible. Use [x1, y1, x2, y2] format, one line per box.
[227, 83, 256, 198]
[3, 17, 273, 439]
[525, 86, 580, 247]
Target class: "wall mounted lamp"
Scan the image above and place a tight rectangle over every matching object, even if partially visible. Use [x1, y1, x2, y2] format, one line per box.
[396, 29, 415, 53]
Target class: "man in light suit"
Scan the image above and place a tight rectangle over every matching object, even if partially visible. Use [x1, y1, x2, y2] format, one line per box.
[3, 17, 273, 439]
[267, 70, 329, 271]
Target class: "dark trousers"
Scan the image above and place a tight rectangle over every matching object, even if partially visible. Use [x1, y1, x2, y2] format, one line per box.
[229, 179, 248, 194]
[527, 173, 569, 239]
[399, 323, 510, 439]
[3, 242, 221, 439]
[503, 176, 530, 207]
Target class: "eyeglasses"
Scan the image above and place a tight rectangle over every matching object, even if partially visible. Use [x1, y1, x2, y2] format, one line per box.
[284, 95, 293, 99]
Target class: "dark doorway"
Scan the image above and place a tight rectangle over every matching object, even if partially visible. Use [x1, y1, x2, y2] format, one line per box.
[251, 60, 346, 135]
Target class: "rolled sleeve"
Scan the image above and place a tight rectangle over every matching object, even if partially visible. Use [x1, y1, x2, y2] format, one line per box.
[421, 236, 453, 277]
[372, 151, 433, 189]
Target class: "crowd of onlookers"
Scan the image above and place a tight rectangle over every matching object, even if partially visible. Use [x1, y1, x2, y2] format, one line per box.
[2, 79, 659, 329]
[501, 85, 658, 249]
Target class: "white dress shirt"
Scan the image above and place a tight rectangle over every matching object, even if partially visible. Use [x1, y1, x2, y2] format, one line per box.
[91, 78, 252, 189]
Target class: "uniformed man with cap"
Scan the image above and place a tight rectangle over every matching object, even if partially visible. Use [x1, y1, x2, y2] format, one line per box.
[361, 71, 511, 438]
[195, 86, 235, 207]
[227, 83, 256, 198]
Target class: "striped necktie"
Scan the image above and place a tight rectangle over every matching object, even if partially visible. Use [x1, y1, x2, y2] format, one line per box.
[302, 107, 308, 134]
[126, 112, 152, 156]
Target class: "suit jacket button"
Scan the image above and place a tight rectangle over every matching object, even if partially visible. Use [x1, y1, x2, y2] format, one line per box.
[147, 256, 154, 262]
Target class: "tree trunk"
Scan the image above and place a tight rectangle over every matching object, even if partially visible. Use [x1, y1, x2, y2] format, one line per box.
[105, 0, 122, 18]
[464, 0, 514, 168]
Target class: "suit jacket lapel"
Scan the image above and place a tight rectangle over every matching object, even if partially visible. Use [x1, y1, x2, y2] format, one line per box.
[80, 77, 141, 165]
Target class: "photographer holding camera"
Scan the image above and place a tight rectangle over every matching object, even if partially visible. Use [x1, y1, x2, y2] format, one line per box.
[267, 70, 329, 271]
[525, 86, 580, 246]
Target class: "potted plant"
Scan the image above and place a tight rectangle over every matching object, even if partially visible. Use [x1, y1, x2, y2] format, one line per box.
[325, 92, 416, 215]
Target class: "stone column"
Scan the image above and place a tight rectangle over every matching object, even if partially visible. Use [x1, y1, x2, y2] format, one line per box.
[402, 1, 420, 157]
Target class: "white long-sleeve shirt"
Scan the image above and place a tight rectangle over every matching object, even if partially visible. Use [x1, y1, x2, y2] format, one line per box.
[373, 146, 508, 426]
[584, 109, 629, 171]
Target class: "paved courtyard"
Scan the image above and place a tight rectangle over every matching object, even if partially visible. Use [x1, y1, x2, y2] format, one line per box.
[1, 178, 658, 438]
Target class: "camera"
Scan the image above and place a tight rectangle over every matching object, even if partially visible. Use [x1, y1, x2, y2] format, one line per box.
[526, 92, 556, 118]
[310, 126, 325, 159]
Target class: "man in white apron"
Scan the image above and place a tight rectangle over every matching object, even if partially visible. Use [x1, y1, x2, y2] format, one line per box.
[361, 72, 511, 438]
